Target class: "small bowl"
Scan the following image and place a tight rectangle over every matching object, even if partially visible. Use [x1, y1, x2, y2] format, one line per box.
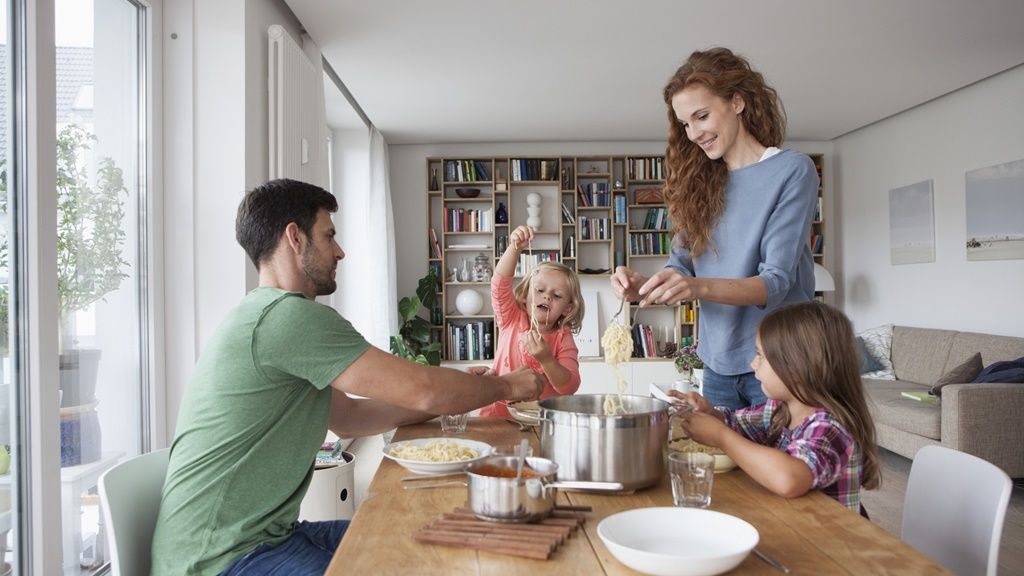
[454, 187, 481, 198]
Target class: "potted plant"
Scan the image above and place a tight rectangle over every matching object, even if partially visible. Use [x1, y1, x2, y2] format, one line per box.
[390, 267, 442, 366]
[674, 341, 704, 385]
[1, 124, 129, 398]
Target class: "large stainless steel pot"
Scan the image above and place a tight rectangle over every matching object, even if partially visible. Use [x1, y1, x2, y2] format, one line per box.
[538, 394, 669, 491]
[466, 456, 621, 523]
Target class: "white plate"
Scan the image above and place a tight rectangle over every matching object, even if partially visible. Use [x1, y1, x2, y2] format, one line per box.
[597, 507, 758, 576]
[382, 438, 493, 475]
[507, 401, 541, 427]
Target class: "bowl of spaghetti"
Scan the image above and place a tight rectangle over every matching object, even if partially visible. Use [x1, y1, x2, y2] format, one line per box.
[382, 438, 493, 475]
[668, 437, 737, 474]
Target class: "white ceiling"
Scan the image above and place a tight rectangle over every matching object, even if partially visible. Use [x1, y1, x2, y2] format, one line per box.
[292, 0, 1024, 145]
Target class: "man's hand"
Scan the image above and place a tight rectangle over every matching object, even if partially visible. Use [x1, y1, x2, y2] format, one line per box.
[499, 366, 544, 402]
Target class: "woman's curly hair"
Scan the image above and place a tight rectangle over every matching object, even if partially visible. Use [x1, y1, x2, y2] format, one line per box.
[662, 47, 786, 257]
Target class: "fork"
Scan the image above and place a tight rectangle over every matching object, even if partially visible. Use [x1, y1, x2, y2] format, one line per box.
[612, 296, 627, 322]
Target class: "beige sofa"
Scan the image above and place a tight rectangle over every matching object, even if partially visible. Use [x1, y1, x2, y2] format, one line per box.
[864, 326, 1024, 477]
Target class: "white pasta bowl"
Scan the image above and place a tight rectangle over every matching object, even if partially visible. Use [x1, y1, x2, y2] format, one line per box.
[382, 438, 493, 475]
[597, 507, 758, 576]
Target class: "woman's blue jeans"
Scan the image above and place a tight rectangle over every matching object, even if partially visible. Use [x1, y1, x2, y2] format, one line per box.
[701, 366, 766, 410]
[221, 520, 349, 575]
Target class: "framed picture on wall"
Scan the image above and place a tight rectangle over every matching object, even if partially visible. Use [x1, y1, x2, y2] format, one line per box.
[966, 158, 1024, 261]
[889, 179, 935, 265]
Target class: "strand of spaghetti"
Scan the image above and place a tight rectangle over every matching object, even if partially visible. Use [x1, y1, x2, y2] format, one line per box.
[527, 232, 541, 336]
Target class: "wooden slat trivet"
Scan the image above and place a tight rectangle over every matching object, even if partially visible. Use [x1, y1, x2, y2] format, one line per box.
[413, 505, 590, 560]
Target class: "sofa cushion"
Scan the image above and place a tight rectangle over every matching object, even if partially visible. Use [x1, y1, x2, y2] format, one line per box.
[929, 352, 983, 396]
[863, 378, 941, 440]
[859, 325, 895, 380]
[945, 331, 1024, 374]
[890, 326, 957, 384]
[857, 336, 884, 374]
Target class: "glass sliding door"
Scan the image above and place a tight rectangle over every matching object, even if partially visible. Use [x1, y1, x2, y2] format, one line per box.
[54, 0, 148, 573]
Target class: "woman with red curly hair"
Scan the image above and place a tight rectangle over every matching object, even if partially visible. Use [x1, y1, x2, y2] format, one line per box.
[611, 47, 819, 410]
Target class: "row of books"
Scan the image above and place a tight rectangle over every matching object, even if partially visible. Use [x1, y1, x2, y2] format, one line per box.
[638, 207, 670, 230]
[561, 202, 576, 224]
[445, 160, 491, 183]
[515, 252, 561, 277]
[446, 320, 494, 361]
[563, 235, 576, 258]
[445, 207, 493, 233]
[810, 233, 824, 254]
[578, 216, 611, 241]
[813, 197, 823, 222]
[629, 232, 672, 256]
[613, 195, 628, 224]
[428, 229, 442, 258]
[511, 159, 559, 182]
[576, 183, 611, 207]
[628, 157, 664, 181]
[630, 323, 661, 358]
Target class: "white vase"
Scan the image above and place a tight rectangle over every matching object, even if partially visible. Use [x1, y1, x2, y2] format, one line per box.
[455, 289, 484, 316]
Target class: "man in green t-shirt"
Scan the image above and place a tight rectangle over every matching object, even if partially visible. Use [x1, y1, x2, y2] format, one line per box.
[151, 179, 543, 576]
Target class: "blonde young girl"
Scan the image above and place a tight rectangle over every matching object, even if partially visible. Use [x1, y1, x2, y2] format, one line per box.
[670, 302, 880, 514]
[477, 225, 584, 419]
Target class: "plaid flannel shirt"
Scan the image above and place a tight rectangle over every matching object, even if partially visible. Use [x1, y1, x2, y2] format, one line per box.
[720, 399, 863, 513]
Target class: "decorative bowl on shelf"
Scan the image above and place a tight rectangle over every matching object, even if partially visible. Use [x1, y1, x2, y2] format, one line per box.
[454, 188, 481, 198]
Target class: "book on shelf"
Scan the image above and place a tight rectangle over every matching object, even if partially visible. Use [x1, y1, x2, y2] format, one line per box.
[561, 202, 576, 224]
[429, 228, 442, 258]
[901, 391, 937, 402]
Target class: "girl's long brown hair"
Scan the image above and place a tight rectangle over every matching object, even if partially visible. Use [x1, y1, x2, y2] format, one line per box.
[757, 302, 881, 490]
[512, 262, 584, 334]
[662, 47, 786, 257]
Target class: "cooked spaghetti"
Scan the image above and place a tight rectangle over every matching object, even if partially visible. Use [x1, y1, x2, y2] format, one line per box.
[668, 437, 725, 455]
[601, 314, 633, 415]
[389, 440, 478, 463]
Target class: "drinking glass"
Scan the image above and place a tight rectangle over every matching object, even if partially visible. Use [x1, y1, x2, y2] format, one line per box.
[440, 413, 469, 434]
[669, 452, 715, 508]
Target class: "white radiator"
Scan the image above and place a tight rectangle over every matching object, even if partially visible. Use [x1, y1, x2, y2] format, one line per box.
[268, 24, 328, 187]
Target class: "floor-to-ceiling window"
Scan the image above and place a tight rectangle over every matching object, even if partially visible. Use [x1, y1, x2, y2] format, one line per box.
[54, 0, 149, 573]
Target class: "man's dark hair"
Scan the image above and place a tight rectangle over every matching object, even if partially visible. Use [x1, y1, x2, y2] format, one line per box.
[235, 178, 338, 270]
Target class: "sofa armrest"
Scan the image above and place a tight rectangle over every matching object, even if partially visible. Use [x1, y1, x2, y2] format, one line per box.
[941, 383, 1024, 477]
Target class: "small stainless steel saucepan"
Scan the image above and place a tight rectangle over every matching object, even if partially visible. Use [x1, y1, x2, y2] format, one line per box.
[466, 456, 622, 523]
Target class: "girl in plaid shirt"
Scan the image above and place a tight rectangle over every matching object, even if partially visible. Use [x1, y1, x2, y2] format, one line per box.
[670, 302, 880, 514]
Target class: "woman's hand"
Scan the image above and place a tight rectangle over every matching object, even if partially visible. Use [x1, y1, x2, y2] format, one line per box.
[522, 331, 553, 363]
[637, 269, 703, 305]
[509, 225, 534, 252]
[611, 266, 647, 301]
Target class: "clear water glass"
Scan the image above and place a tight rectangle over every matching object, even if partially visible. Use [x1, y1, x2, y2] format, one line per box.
[440, 413, 469, 434]
[669, 452, 715, 508]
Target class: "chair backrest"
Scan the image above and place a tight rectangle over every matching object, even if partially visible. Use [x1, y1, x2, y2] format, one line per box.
[901, 445, 1012, 576]
[98, 448, 171, 576]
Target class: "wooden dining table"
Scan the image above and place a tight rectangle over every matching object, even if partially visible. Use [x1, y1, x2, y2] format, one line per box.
[327, 418, 946, 575]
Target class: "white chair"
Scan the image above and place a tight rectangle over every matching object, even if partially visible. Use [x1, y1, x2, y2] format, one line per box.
[98, 448, 170, 576]
[901, 445, 1012, 575]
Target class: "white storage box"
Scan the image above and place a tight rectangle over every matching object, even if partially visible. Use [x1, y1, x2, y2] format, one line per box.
[299, 451, 355, 522]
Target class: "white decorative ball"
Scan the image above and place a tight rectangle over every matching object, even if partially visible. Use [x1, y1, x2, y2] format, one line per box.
[526, 192, 542, 207]
[455, 289, 484, 316]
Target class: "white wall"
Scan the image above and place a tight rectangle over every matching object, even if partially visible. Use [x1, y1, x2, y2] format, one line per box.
[835, 64, 1024, 336]
[163, 0, 304, 438]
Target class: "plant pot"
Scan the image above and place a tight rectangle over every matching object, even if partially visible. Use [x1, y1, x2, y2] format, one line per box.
[59, 348, 101, 408]
[60, 401, 101, 467]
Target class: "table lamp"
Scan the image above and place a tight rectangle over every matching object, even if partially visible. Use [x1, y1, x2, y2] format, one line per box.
[813, 263, 835, 292]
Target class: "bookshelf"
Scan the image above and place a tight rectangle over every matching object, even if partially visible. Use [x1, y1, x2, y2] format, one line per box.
[424, 153, 828, 362]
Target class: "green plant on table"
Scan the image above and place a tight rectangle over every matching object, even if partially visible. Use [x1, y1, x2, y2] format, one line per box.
[390, 266, 441, 366]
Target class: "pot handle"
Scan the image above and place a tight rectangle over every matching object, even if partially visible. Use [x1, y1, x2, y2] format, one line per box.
[402, 480, 467, 490]
[545, 480, 624, 491]
[513, 411, 548, 426]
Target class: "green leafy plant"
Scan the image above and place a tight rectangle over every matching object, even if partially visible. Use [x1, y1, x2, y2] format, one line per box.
[0, 123, 129, 348]
[389, 267, 441, 366]
[674, 342, 704, 375]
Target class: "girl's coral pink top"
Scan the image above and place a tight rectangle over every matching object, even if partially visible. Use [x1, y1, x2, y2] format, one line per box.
[478, 272, 581, 419]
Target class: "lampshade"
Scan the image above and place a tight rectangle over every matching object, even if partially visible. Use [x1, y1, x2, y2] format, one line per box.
[813, 263, 835, 292]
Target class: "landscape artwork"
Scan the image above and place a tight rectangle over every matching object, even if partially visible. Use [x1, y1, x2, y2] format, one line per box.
[889, 180, 935, 265]
[966, 158, 1024, 261]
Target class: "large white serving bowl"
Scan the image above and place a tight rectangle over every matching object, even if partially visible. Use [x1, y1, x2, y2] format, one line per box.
[597, 507, 759, 576]
[382, 438, 493, 475]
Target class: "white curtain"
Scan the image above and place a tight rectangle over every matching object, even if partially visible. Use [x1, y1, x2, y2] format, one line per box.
[366, 126, 399, 348]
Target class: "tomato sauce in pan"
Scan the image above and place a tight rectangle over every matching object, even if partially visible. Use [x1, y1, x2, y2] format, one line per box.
[473, 464, 544, 479]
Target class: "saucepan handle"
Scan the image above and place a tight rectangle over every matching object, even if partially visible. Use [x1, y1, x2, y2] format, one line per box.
[545, 481, 624, 491]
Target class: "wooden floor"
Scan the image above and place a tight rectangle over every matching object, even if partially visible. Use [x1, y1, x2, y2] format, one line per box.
[860, 449, 1024, 575]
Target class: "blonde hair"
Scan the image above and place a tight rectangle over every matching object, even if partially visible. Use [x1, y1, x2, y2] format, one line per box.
[757, 302, 880, 490]
[511, 262, 584, 334]
[662, 47, 786, 258]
